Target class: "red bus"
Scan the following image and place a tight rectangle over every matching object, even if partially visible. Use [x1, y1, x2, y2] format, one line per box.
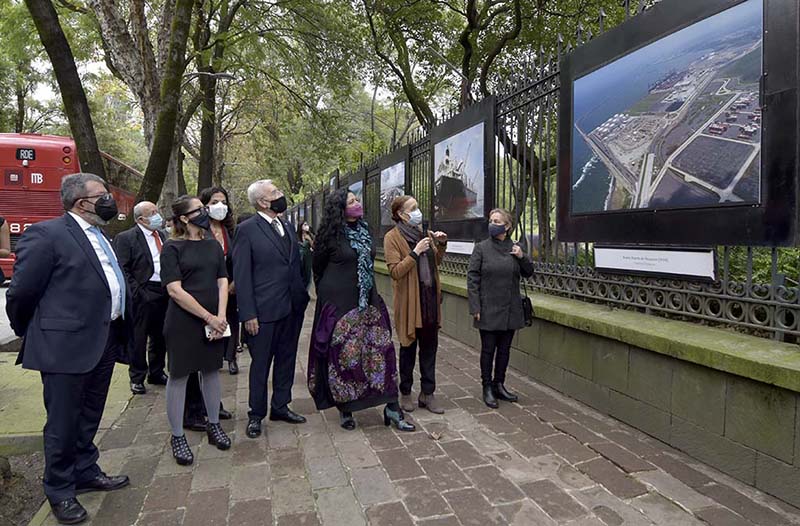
[0, 133, 136, 278]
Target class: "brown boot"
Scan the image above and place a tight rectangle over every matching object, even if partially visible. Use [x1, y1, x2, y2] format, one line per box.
[418, 393, 445, 414]
[400, 394, 415, 412]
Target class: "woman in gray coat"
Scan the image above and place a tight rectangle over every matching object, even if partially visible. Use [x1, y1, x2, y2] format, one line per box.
[467, 208, 534, 408]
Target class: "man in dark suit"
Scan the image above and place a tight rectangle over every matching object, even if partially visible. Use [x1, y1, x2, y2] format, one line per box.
[6, 173, 132, 524]
[113, 201, 168, 395]
[233, 179, 310, 438]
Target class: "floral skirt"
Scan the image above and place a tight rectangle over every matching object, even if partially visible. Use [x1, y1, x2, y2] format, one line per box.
[308, 299, 399, 412]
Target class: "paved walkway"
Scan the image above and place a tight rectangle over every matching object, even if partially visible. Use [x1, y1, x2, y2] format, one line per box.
[28, 306, 800, 525]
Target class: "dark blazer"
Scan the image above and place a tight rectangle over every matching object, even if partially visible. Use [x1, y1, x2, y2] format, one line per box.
[6, 214, 133, 373]
[113, 225, 167, 300]
[232, 214, 309, 323]
[467, 237, 534, 332]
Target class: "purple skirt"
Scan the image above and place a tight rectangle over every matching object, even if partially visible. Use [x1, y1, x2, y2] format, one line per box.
[308, 298, 399, 412]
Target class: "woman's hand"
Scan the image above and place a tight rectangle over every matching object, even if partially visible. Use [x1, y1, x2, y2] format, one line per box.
[431, 231, 447, 244]
[207, 315, 228, 334]
[510, 245, 524, 259]
[414, 237, 431, 255]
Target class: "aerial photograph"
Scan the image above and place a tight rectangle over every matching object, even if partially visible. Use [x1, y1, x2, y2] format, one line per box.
[571, 0, 762, 214]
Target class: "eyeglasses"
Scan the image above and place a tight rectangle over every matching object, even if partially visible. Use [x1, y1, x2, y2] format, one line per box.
[184, 206, 208, 216]
[80, 192, 112, 201]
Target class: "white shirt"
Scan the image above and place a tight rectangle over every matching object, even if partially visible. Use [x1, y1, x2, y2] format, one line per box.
[257, 211, 285, 237]
[68, 212, 123, 320]
[137, 224, 162, 282]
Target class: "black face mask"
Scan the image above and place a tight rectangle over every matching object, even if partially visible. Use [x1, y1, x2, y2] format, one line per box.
[188, 210, 211, 230]
[88, 194, 118, 222]
[270, 195, 287, 214]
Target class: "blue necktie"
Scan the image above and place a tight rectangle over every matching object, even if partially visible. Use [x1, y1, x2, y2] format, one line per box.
[89, 226, 126, 318]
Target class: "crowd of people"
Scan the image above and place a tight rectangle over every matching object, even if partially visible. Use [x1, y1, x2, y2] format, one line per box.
[5, 172, 534, 525]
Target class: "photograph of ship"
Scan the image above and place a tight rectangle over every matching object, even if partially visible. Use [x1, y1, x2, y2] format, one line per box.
[380, 160, 405, 226]
[571, 0, 762, 214]
[434, 122, 484, 220]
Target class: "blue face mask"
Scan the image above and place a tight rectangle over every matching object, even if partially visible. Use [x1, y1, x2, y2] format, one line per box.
[148, 213, 163, 230]
[488, 223, 506, 238]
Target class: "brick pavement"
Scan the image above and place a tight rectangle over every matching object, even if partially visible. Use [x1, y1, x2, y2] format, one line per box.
[28, 308, 800, 525]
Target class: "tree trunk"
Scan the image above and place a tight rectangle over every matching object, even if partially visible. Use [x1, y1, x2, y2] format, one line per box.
[14, 75, 24, 133]
[137, 0, 194, 203]
[25, 0, 106, 179]
[197, 73, 216, 191]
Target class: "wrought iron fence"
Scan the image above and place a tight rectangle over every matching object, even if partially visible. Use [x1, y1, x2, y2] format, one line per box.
[291, 0, 800, 342]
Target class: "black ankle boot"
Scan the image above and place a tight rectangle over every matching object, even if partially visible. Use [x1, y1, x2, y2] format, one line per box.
[171, 434, 194, 465]
[340, 411, 356, 430]
[207, 423, 231, 450]
[384, 406, 415, 432]
[492, 382, 518, 403]
[483, 384, 499, 408]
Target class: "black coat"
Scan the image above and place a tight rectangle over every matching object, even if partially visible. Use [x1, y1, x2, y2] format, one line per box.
[6, 214, 133, 373]
[467, 237, 534, 332]
[232, 214, 309, 323]
[112, 225, 167, 301]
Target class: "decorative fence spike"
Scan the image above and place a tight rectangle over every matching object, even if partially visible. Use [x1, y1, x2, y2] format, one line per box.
[599, 8, 606, 32]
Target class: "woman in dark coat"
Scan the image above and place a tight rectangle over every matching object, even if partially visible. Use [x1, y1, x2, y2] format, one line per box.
[297, 221, 315, 290]
[467, 208, 534, 408]
[308, 188, 414, 432]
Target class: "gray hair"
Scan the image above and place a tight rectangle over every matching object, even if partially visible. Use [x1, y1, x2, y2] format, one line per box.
[61, 173, 107, 210]
[133, 201, 153, 220]
[247, 179, 274, 208]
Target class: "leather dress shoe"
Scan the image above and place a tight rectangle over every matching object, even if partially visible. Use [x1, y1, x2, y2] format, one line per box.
[219, 404, 233, 420]
[130, 382, 146, 395]
[228, 359, 239, 375]
[147, 372, 169, 385]
[75, 473, 130, 494]
[50, 497, 88, 525]
[246, 418, 262, 438]
[183, 417, 207, 432]
[269, 409, 306, 424]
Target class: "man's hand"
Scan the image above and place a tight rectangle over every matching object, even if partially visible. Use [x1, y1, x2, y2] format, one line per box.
[245, 318, 259, 336]
[474, 313, 480, 321]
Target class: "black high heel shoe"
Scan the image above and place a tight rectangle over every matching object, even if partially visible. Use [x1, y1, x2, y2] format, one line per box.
[384, 406, 415, 432]
[340, 411, 356, 430]
[207, 423, 231, 450]
[171, 434, 194, 465]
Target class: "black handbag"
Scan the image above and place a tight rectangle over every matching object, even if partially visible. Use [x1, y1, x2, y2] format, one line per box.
[521, 278, 534, 327]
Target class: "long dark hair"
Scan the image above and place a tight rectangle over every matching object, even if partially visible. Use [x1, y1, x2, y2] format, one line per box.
[297, 220, 314, 243]
[316, 188, 350, 250]
[198, 186, 235, 234]
[171, 195, 198, 239]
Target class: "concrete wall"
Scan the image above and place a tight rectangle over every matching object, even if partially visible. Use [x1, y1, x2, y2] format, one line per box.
[374, 272, 800, 508]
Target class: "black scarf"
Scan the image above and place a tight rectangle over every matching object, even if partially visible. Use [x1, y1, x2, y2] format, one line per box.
[397, 221, 433, 287]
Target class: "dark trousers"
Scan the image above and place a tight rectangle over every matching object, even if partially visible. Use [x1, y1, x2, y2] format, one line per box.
[184, 373, 205, 423]
[247, 311, 303, 419]
[224, 295, 240, 363]
[129, 282, 167, 383]
[479, 329, 515, 385]
[399, 325, 439, 396]
[41, 320, 123, 503]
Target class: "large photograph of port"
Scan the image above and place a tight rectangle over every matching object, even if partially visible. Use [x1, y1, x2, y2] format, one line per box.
[558, 0, 800, 246]
[571, 0, 762, 214]
[429, 97, 495, 242]
[379, 146, 409, 229]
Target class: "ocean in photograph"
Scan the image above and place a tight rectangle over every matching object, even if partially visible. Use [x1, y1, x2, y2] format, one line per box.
[350, 180, 364, 202]
[570, 0, 762, 214]
[434, 122, 485, 220]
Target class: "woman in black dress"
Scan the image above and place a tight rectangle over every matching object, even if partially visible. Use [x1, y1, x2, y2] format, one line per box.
[162, 196, 232, 465]
[308, 188, 414, 432]
[297, 221, 315, 290]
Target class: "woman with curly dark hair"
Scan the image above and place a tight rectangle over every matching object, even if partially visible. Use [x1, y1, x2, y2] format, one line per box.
[308, 188, 414, 431]
[297, 221, 315, 290]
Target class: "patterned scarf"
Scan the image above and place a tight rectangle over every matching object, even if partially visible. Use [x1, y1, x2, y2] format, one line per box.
[344, 220, 375, 311]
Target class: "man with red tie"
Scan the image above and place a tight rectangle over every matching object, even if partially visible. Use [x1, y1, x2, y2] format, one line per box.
[113, 201, 169, 395]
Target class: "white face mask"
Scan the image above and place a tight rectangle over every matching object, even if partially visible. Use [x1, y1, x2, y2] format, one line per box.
[208, 202, 228, 221]
[406, 209, 423, 226]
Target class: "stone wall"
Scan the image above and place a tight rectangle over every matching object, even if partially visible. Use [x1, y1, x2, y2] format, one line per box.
[374, 269, 800, 508]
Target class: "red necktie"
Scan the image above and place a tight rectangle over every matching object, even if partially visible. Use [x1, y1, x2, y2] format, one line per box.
[152, 230, 163, 252]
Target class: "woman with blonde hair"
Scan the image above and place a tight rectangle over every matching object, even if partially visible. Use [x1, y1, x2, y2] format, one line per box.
[467, 208, 534, 408]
